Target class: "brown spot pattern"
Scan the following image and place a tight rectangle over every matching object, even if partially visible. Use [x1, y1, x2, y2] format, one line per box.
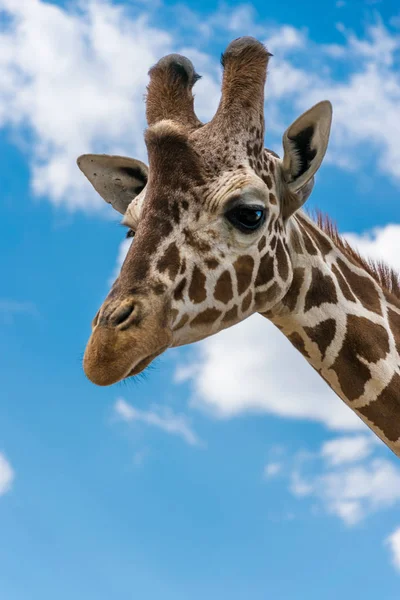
[214, 270, 233, 304]
[179, 258, 186, 275]
[290, 227, 303, 255]
[264, 174, 272, 188]
[288, 332, 310, 359]
[304, 319, 336, 360]
[358, 373, 400, 442]
[301, 219, 333, 256]
[157, 242, 181, 280]
[255, 253, 274, 287]
[191, 308, 222, 327]
[336, 258, 382, 315]
[258, 236, 266, 252]
[304, 268, 337, 312]
[267, 219, 275, 235]
[173, 314, 189, 331]
[331, 315, 390, 401]
[188, 266, 207, 304]
[331, 263, 356, 302]
[222, 305, 238, 323]
[174, 277, 186, 301]
[303, 232, 318, 255]
[255, 283, 279, 308]
[276, 240, 289, 280]
[241, 291, 253, 313]
[388, 308, 400, 356]
[281, 267, 305, 312]
[205, 258, 219, 270]
[234, 255, 254, 295]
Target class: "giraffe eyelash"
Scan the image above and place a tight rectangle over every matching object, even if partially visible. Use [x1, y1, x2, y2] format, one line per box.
[126, 229, 136, 239]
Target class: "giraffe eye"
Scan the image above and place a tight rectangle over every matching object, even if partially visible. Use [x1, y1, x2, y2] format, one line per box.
[226, 205, 266, 233]
[126, 229, 135, 239]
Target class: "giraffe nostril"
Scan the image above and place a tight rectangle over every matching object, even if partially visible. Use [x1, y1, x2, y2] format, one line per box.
[112, 303, 135, 327]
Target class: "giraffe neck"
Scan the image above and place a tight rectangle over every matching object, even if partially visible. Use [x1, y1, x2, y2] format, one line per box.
[267, 212, 400, 456]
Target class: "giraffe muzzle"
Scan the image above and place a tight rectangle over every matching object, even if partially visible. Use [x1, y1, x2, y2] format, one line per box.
[83, 297, 172, 386]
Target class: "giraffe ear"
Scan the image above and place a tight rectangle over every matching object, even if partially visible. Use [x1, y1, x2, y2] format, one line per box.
[281, 100, 332, 195]
[77, 154, 149, 215]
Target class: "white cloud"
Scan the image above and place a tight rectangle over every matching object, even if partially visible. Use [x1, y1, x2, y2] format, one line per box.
[1, 2, 400, 213]
[265, 25, 307, 54]
[386, 527, 400, 572]
[0, 453, 14, 496]
[287, 437, 400, 525]
[114, 397, 136, 421]
[344, 225, 400, 272]
[114, 398, 202, 446]
[310, 459, 400, 525]
[297, 24, 400, 180]
[0, 0, 172, 211]
[321, 435, 375, 466]
[264, 462, 283, 478]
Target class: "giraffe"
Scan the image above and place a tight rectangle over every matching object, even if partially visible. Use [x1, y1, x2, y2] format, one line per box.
[78, 37, 400, 457]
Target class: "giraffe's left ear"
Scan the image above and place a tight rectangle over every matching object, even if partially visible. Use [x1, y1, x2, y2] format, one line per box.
[281, 101, 332, 215]
[77, 154, 148, 215]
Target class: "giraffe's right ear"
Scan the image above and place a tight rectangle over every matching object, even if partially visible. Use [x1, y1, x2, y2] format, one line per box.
[77, 154, 149, 215]
[281, 101, 332, 217]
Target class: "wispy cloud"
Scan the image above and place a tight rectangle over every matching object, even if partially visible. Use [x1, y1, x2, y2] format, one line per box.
[320, 435, 375, 466]
[284, 435, 400, 526]
[263, 462, 283, 479]
[114, 398, 202, 446]
[291, 456, 400, 526]
[0, 453, 14, 496]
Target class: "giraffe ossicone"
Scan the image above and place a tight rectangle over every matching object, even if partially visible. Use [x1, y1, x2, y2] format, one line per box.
[78, 37, 400, 457]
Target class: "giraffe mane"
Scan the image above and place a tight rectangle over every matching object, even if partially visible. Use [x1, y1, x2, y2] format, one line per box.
[314, 211, 400, 301]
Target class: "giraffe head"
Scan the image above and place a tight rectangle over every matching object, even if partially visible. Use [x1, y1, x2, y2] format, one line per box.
[79, 37, 332, 386]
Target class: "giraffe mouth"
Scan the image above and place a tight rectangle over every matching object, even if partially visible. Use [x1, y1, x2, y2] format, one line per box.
[125, 346, 168, 378]
[83, 320, 172, 386]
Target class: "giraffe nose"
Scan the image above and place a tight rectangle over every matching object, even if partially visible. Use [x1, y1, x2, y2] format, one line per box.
[111, 303, 135, 326]
[99, 299, 143, 330]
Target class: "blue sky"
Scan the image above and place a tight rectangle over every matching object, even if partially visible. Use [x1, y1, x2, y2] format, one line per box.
[1, 0, 400, 598]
